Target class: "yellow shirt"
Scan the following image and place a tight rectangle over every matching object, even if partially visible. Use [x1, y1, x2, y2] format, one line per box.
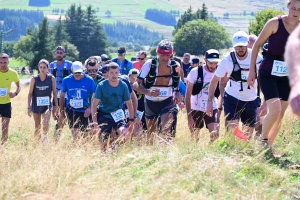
[0, 68, 20, 104]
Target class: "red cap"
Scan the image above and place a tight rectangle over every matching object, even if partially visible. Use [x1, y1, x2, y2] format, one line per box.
[156, 47, 173, 55]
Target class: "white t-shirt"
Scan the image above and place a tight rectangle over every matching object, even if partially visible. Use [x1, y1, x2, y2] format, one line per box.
[138, 59, 180, 101]
[214, 49, 263, 101]
[187, 66, 217, 112]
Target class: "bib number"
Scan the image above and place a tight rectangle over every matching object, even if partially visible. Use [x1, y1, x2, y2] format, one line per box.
[0, 88, 8, 97]
[111, 109, 125, 122]
[152, 87, 171, 97]
[125, 109, 143, 119]
[241, 70, 249, 81]
[37, 96, 50, 106]
[70, 99, 83, 108]
[200, 100, 207, 110]
[271, 60, 288, 77]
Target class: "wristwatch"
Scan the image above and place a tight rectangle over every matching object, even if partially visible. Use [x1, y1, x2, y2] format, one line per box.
[128, 118, 135, 122]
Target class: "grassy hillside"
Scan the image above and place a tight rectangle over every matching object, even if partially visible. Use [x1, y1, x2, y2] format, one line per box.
[0, 0, 286, 38]
[1, 85, 300, 199]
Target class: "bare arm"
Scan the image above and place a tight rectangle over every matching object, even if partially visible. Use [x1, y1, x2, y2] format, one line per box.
[91, 96, 100, 125]
[180, 67, 185, 82]
[133, 79, 151, 96]
[218, 76, 229, 109]
[185, 81, 194, 118]
[59, 92, 66, 113]
[14, 81, 21, 95]
[27, 77, 35, 109]
[130, 91, 138, 116]
[125, 99, 134, 119]
[285, 23, 300, 87]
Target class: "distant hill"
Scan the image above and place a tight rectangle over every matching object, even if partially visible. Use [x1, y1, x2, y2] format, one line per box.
[1, 0, 286, 39]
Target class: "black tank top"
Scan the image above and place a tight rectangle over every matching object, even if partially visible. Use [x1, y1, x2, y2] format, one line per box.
[31, 74, 53, 114]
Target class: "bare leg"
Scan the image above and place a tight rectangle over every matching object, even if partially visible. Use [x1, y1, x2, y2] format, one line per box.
[146, 119, 158, 144]
[1, 117, 10, 144]
[207, 122, 220, 143]
[32, 113, 42, 141]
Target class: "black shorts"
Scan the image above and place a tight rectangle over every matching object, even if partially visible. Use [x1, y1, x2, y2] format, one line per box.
[53, 98, 67, 107]
[0, 103, 12, 118]
[97, 115, 126, 142]
[144, 97, 178, 120]
[223, 92, 260, 127]
[191, 109, 219, 129]
[259, 69, 290, 101]
[66, 108, 89, 131]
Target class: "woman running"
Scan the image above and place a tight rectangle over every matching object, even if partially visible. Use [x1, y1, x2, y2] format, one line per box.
[248, 0, 300, 147]
[27, 59, 58, 142]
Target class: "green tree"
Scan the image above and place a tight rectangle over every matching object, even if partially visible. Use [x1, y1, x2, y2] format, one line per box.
[248, 8, 285, 36]
[173, 6, 194, 36]
[3, 42, 15, 57]
[53, 16, 69, 45]
[150, 47, 157, 56]
[173, 19, 231, 55]
[61, 41, 79, 61]
[201, 3, 209, 20]
[30, 17, 54, 69]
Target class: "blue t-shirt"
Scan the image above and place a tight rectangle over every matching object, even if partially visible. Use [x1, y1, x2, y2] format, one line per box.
[94, 80, 130, 119]
[61, 74, 95, 112]
[50, 60, 72, 91]
[112, 58, 133, 75]
[179, 80, 186, 96]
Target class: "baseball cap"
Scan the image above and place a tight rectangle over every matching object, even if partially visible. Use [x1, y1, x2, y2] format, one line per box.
[205, 49, 220, 63]
[156, 39, 174, 55]
[128, 68, 139, 75]
[72, 61, 83, 73]
[101, 65, 108, 73]
[192, 57, 200, 64]
[232, 31, 249, 47]
[101, 54, 110, 62]
[56, 46, 65, 52]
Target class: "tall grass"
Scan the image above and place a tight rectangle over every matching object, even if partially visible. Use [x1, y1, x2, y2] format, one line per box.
[1, 86, 300, 199]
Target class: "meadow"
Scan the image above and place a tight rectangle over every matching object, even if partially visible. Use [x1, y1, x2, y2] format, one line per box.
[1, 84, 300, 199]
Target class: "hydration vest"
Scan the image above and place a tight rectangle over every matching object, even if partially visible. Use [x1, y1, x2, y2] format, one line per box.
[192, 65, 220, 98]
[143, 58, 180, 89]
[229, 51, 250, 91]
[52, 61, 70, 78]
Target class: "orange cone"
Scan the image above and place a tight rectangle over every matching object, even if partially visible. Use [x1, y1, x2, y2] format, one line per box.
[234, 127, 249, 142]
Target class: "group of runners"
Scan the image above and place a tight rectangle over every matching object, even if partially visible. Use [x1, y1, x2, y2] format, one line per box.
[0, 0, 299, 154]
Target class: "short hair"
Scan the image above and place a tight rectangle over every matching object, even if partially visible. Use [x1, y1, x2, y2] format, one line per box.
[183, 53, 191, 57]
[139, 51, 147, 58]
[0, 53, 9, 59]
[38, 59, 49, 68]
[157, 40, 173, 50]
[249, 34, 258, 42]
[287, 0, 300, 6]
[86, 56, 98, 68]
[118, 47, 126, 51]
[107, 62, 120, 71]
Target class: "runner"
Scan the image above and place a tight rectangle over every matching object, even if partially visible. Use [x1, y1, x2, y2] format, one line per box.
[27, 59, 58, 142]
[247, 0, 300, 147]
[134, 39, 180, 143]
[85, 56, 103, 84]
[285, 23, 300, 116]
[111, 47, 133, 75]
[0, 53, 21, 144]
[59, 61, 95, 140]
[133, 51, 147, 71]
[91, 62, 134, 150]
[206, 31, 262, 137]
[49, 46, 72, 138]
[186, 49, 220, 143]
[248, 35, 258, 49]
[188, 57, 201, 74]
[180, 53, 192, 83]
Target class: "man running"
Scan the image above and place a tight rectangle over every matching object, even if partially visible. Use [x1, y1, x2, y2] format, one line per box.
[180, 53, 192, 83]
[59, 61, 95, 140]
[134, 39, 180, 143]
[0, 53, 21, 144]
[206, 31, 262, 137]
[111, 47, 133, 75]
[186, 49, 220, 143]
[91, 62, 134, 150]
[49, 46, 72, 137]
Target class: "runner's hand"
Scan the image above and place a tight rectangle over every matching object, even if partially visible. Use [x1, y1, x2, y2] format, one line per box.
[127, 121, 134, 133]
[27, 108, 32, 117]
[188, 116, 195, 129]
[247, 71, 256, 87]
[258, 101, 267, 117]
[53, 106, 59, 118]
[93, 123, 100, 135]
[84, 107, 91, 118]
[289, 83, 300, 116]
[149, 89, 160, 97]
[206, 102, 213, 117]
[178, 102, 185, 109]
[9, 92, 16, 98]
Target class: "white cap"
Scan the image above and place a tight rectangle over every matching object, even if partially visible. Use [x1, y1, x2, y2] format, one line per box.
[128, 68, 140, 75]
[232, 31, 249, 47]
[72, 61, 83, 73]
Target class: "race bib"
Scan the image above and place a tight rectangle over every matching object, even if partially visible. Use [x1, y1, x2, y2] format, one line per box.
[241, 70, 249, 81]
[125, 109, 129, 119]
[136, 110, 144, 119]
[200, 99, 207, 110]
[0, 88, 8, 97]
[57, 90, 61, 98]
[70, 99, 83, 108]
[37, 96, 50, 106]
[152, 87, 172, 97]
[271, 60, 288, 77]
[111, 109, 125, 122]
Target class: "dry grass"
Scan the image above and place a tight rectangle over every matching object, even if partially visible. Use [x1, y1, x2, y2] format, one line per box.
[1, 85, 300, 199]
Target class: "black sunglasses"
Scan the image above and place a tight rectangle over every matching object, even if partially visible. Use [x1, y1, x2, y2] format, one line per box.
[137, 58, 145, 60]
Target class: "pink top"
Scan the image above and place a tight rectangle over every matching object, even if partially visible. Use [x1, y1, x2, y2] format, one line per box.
[133, 61, 142, 71]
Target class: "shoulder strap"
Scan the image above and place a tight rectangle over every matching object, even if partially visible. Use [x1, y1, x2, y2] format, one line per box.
[230, 51, 238, 65]
[197, 65, 204, 82]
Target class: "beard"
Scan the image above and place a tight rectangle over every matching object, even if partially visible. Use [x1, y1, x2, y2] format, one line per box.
[236, 50, 247, 58]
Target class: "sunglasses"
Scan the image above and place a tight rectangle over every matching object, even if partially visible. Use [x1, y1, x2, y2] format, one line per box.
[88, 69, 98, 73]
[130, 71, 138, 75]
[88, 62, 97, 67]
[183, 57, 190, 60]
[137, 58, 145, 60]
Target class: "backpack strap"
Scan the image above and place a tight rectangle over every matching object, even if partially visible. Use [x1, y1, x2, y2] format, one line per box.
[198, 65, 204, 82]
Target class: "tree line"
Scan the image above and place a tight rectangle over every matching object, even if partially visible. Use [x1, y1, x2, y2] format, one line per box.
[0, 9, 44, 41]
[145, 8, 176, 26]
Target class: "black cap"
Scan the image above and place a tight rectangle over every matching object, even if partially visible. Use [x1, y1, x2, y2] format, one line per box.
[192, 57, 200, 64]
[101, 54, 110, 61]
